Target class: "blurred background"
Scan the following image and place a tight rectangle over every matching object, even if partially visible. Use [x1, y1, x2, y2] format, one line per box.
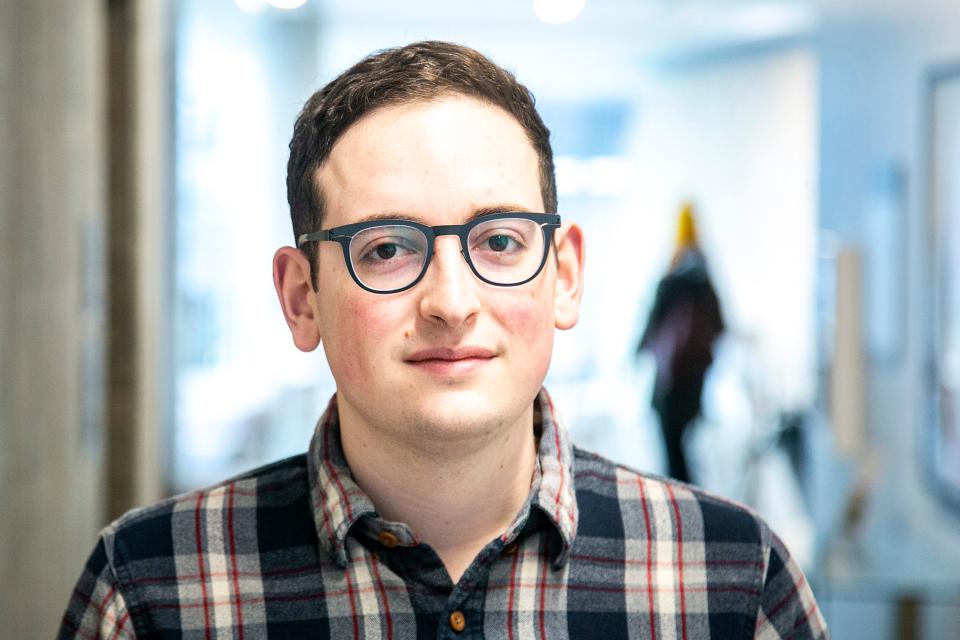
[2, 0, 960, 637]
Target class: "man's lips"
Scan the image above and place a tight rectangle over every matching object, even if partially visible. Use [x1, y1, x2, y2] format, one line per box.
[405, 347, 496, 362]
[404, 347, 496, 375]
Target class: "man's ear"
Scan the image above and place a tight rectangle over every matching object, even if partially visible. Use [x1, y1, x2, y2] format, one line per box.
[273, 246, 322, 352]
[553, 222, 585, 330]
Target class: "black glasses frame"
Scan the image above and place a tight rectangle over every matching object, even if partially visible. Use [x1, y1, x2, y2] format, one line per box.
[297, 212, 561, 294]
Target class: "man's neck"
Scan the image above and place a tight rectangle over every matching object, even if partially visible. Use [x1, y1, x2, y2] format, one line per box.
[337, 400, 538, 584]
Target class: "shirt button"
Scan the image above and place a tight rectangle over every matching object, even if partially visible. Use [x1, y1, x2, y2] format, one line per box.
[504, 542, 519, 555]
[378, 531, 399, 548]
[449, 610, 466, 633]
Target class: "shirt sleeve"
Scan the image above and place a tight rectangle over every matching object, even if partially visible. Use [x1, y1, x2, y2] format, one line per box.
[753, 532, 829, 640]
[58, 535, 137, 640]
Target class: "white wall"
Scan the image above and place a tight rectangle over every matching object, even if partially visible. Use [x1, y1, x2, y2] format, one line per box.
[816, 5, 960, 637]
[543, 46, 819, 568]
[629, 47, 818, 411]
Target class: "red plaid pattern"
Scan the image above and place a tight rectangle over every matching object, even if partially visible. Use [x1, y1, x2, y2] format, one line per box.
[60, 389, 828, 639]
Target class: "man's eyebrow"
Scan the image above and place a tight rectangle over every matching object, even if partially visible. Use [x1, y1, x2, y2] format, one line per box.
[468, 204, 535, 220]
[353, 204, 536, 225]
[354, 212, 426, 224]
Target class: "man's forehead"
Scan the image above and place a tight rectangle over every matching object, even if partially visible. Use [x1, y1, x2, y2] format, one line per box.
[325, 95, 532, 160]
[337, 204, 539, 226]
[314, 95, 543, 223]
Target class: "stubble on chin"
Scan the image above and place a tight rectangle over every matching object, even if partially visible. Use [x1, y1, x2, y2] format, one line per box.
[380, 391, 534, 462]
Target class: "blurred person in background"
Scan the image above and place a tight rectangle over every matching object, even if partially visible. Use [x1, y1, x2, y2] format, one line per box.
[60, 42, 825, 639]
[638, 204, 725, 483]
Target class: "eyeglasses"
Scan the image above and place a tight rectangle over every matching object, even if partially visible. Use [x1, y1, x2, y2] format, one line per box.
[297, 212, 561, 294]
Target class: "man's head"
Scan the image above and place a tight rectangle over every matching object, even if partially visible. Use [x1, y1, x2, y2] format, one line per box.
[286, 41, 557, 289]
[274, 41, 583, 454]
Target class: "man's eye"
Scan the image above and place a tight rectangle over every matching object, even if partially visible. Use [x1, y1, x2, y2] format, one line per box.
[486, 235, 515, 252]
[475, 232, 524, 254]
[358, 238, 420, 262]
[375, 243, 399, 260]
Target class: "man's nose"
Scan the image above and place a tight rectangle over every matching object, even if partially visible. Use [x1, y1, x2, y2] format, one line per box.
[417, 236, 481, 327]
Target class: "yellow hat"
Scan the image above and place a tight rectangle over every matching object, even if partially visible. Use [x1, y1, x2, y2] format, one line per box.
[675, 202, 698, 250]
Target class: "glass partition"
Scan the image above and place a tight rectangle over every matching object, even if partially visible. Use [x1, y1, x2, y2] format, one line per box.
[930, 63, 960, 511]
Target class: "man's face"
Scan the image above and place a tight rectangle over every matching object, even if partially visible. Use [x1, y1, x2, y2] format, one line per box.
[287, 95, 582, 446]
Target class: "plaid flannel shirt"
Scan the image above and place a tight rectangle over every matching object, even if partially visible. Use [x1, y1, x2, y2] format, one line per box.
[60, 389, 828, 639]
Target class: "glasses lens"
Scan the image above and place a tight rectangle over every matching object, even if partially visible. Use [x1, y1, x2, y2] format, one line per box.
[467, 217, 545, 284]
[349, 225, 429, 291]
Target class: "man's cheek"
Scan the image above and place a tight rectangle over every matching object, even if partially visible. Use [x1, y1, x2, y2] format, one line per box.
[343, 295, 401, 332]
[323, 300, 385, 367]
[501, 299, 554, 349]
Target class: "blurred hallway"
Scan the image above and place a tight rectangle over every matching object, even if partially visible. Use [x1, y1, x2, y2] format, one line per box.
[3, 1, 960, 637]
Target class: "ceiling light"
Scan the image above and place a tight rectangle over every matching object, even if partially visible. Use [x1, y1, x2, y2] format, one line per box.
[534, 0, 586, 25]
[732, 3, 817, 39]
[234, 0, 266, 14]
[266, 0, 308, 9]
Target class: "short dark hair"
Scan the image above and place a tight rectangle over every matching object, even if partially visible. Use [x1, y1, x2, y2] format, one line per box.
[286, 40, 557, 288]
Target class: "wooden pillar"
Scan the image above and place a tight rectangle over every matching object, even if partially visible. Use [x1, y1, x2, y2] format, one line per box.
[0, 1, 108, 635]
[0, 0, 171, 633]
[106, 0, 172, 520]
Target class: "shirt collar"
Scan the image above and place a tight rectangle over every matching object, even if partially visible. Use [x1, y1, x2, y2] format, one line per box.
[306, 388, 579, 569]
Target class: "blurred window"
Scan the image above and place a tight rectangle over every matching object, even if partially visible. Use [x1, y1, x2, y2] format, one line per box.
[931, 68, 960, 509]
[173, 0, 331, 491]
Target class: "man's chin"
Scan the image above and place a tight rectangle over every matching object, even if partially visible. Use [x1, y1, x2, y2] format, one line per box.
[401, 387, 534, 439]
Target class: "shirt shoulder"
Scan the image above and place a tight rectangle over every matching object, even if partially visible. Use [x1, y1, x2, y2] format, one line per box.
[571, 446, 828, 639]
[103, 453, 312, 563]
[60, 454, 314, 638]
[572, 445, 770, 546]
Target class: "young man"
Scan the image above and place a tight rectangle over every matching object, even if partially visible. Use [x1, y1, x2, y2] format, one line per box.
[60, 42, 828, 639]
